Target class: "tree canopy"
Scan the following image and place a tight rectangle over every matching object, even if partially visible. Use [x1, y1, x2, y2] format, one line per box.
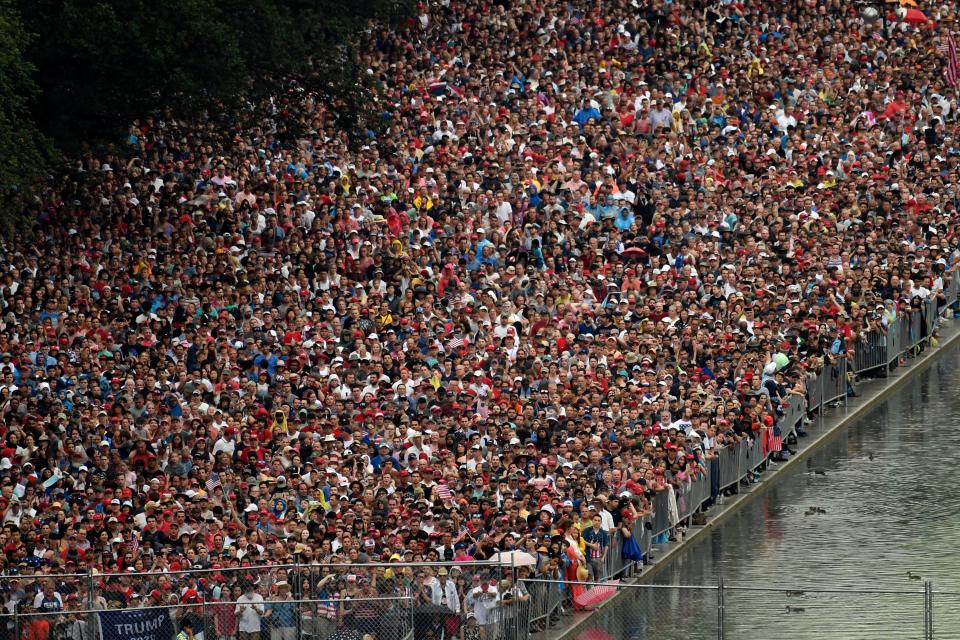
[0, 0, 414, 220]
[0, 0, 54, 225]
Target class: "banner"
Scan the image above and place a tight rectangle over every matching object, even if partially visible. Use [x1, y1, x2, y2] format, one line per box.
[98, 608, 176, 640]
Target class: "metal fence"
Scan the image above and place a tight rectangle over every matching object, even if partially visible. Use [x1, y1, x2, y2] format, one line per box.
[0, 562, 524, 640]
[3, 596, 416, 640]
[528, 579, 946, 640]
[852, 272, 960, 377]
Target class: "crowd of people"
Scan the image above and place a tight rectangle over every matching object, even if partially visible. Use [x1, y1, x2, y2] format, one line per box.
[1, 0, 960, 636]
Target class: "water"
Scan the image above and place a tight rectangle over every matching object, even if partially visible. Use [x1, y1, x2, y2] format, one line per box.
[592, 348, 960, 640]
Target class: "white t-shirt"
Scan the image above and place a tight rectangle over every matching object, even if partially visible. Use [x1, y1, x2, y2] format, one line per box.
[235, 592, 265, 632]
[470, 587, 499, 624]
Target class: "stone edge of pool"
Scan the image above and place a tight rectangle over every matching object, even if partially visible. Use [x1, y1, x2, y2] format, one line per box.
[542, 317, 960, 640]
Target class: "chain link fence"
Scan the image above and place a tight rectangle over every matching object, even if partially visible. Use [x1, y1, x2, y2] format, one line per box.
[0, 561, 541, 640]
[2, 596, 415, 640]
[531, 580, 948, 640]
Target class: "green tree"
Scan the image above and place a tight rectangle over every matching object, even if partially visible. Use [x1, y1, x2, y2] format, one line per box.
[19, 0, 415, 148]
[0, 0, 54, 226]
[19, 0, 245, 147]
[0, 0, 415, 225]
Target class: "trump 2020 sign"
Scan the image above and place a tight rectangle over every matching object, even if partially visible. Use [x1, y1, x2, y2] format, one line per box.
[98, 608, 176, 640]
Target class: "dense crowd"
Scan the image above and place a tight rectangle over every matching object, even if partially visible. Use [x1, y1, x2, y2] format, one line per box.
[1, 0, 959, 634]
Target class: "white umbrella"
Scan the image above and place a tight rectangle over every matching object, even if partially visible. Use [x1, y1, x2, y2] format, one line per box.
[489, 550, 537, 567]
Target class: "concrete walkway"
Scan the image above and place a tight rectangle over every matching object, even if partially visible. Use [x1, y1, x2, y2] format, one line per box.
[538, 315, 960, 640]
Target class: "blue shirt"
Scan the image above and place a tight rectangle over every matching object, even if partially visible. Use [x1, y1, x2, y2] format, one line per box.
[267, 600, 298, 627]
[614, 211, 635, 231]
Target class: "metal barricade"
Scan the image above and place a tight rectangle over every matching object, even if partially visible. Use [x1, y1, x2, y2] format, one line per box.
[525, 580, 552, 628]
[886, 315, 904, 367]
[524, 575, 565, 631]
[908, 309, 923, 346]
[779, 393, 806, 435]
[717, 444, 741, 491]
[483, 586, 529, 640]
[603, 532, 624, 580]
[854, 327, 889, 375]
[806, 369, 823, 417]
[744, 432, 766, 472]
[898, 313, 912, 359]
[820, 360, 847, 406]
[638, 512, 654, 559]
[946, 272, 960, 310]
[682, 472, 711, 518]
[693, 471, 711, 510]
[650, 489, 672, 537]
[737, 437, 750, 476]
[924, 299, 938, 337]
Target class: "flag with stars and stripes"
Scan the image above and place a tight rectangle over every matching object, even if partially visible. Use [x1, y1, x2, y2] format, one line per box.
[206, 472, 221, 493]
[947, 35, 959, 87]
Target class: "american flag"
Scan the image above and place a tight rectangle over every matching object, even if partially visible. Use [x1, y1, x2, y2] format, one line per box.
[318, 598, 338, 619]
[206, 472, 221, 493]
[947, 35, 959, 87]
[435, 481, 452, 501]
[128, 532, 139, 555]
[766, 425, 783, 453]
[448, 337, 464, 350]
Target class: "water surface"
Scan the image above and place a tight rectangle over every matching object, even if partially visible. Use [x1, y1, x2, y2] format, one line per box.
[591, 347, 960, 640]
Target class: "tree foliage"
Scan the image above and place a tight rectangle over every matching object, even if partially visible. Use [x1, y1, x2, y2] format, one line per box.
[0, 0, 415, 224]
[0, 0, 55, 225]
[16, 0, 415, 148]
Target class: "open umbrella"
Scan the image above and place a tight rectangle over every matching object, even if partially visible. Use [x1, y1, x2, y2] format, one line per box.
[573, 579, 620, 610]
[619, 246, 648, 261]
[898, 7, 929, 23]
[488, 550, 537, 567]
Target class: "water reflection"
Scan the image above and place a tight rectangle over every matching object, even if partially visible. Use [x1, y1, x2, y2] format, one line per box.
[598, 349, 960, 639]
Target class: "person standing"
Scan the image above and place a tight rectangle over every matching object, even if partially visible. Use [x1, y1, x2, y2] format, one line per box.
[429, 568, 460, 613]
[562, 519, 589, 609]
[235, 582, 266, 640]
[582, 514, 609, 581]
[429, 567, 461, 637]
[33, 581, 64, 614]
[264, 581, 297, 640]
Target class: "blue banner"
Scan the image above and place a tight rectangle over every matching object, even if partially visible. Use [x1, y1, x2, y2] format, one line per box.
[98, 608, 176, 640]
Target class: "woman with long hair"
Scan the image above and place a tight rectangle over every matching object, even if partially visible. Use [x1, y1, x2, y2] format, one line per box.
[558, 518, 588, 609]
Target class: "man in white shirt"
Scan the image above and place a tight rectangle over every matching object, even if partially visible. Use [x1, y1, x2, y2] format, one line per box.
[235, 582, 265, 640]
[33, 581, 63, 613]
[428, 568, 460, 613]
[212, 427, 236, 457]
[592, 496, 615, 532]
[470, 579, 499, 626]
